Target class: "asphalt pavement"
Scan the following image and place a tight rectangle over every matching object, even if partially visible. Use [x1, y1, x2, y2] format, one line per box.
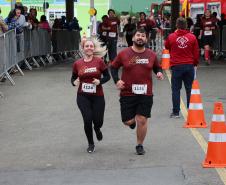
[0, 57, 226, 185]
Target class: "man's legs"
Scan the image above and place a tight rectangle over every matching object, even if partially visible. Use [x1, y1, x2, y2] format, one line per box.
[171, 67, 183, 116]
[135, 114, 148, 145]
[182, 65, 194, 108]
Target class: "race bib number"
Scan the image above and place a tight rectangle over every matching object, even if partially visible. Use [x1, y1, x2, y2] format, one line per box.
[109, 32, 116, 38]
[102, 31, 107, 36]
[82, 83, 96, 93]
[132, 84, 147, 94]
[204, 30, 212, 36]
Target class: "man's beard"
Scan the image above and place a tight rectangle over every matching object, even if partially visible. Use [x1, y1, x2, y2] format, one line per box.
[133, 40, 146, 47]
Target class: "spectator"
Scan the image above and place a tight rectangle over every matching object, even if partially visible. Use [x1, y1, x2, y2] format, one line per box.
[60, 16, 68, 29]
[123, 17, 136, 46]
[39, 15, 51, 32]
[165, 17, 199, 118]
[193, 14, 202, 48]
[28, 8, 39, 29]
[23, 6, 29, 21]
[148, 16, 157, 50]
[186, 17, 194, 32]
[0, 7, 8, 35]
[5, 8, 23, 34]
[68, 17, 81, 31]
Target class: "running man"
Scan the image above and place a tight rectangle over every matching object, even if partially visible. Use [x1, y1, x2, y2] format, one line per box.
[110, 28, 164, 155]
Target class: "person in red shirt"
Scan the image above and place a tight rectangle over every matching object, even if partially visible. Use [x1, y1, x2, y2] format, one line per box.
[38, 15, 51, 32]
[199, 9, 218, 65]
[165, 17, 199, 118]
[106, 9, 120, 63]
[110, 28, 164, 155]
[71, 38, 110, 153]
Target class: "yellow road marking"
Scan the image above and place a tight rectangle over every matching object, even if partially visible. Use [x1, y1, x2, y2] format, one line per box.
[165, 69, 226, 184]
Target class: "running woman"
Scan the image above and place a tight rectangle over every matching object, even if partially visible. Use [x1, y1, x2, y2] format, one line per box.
[71, 38, 110, 153]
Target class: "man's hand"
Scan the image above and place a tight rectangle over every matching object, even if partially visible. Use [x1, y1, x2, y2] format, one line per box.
[92, 78, 100, 85]
[156, 72, 164, 80]
[116, 80, 125, 90]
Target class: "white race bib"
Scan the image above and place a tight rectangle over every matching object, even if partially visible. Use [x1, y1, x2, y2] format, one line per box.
[109, 32, 116, 38]
[204, 30, 212, 36]
[132, 84, 147, 95]
[82, 83, 96, 93]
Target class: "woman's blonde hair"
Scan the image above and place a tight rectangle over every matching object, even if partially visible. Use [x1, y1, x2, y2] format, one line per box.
[82, 37, 107, 58]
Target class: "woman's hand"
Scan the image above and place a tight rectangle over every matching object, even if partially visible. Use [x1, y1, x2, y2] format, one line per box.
[92, 78, 100, 85]
[73, 78, 80, 86]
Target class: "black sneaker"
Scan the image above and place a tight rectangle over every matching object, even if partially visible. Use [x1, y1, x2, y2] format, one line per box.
[87, 144, 95, 153]
[136, 144, 145, 155]
[95, 129, 103, 141]
[129, 123, 136, 129]
[170, 112, 180, 118]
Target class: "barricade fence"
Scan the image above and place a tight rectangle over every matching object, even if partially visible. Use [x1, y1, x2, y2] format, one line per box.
[152, 27, 226, 57]
[0, 28, 82, 85]
[222, 26, 226, 52]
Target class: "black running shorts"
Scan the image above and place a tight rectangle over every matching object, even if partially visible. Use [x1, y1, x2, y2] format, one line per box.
[202, 35, 215, 47]
[119, 95, 153, 122]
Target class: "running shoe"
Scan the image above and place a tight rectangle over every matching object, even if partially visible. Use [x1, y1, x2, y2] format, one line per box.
[87, 144, 95, 153]
[136, 144, 145, 155]
[95, 129, 103, 141]
[170, 112, 180, 118]
[129, 123, 136, 129]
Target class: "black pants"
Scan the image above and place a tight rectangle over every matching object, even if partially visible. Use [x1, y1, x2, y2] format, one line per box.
[107, 37, 117, 61]
[77, 94, 105, 145]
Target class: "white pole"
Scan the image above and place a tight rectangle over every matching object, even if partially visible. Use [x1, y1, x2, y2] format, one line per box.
[11, 0, 16, 10]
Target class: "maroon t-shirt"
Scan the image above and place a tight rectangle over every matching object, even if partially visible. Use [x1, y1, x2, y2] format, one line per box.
[107, 17, 120, 37]
[72, 57, 107, 96]
[111, 47, 160, 96]
[201, 17, 217, 35]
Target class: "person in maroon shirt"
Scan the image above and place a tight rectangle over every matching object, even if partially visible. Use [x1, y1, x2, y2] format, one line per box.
[165, 17, 199, 118]
[110, 28, 164, 155]
[71, 38, 110, 153]
[199, 9, 218, 65]
[106, 9, 120, 63]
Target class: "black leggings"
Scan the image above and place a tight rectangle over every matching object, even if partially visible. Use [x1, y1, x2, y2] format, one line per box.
[77, 94, 105, 145]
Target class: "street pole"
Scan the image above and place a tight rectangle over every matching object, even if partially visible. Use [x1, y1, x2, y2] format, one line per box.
[90, 0, 94, 36]
[66, 0, 74, 23]
[171, 0, 180, 32]
[11, 0, 16, 10]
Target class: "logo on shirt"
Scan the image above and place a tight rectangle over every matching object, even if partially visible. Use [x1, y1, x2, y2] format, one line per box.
[176, 36, 189, 48]
[136, 59, 149, 64]
[129, 56, 149, 65]
[84, 67, 97, 73]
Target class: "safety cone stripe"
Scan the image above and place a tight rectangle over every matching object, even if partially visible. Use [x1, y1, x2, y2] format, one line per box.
[189, 103, 203, 110]
[212, 114, 225, 122]
[209, 133, 226, 142]
[191, 89, 200, 94]
[162, 54, 170, 58]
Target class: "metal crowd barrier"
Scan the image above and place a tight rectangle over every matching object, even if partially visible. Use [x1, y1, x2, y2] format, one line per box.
[52, 29, 80, 53]
[153, 28, 172, 56]
[0, 28, 82, 85]
[222, 26, 226, 52]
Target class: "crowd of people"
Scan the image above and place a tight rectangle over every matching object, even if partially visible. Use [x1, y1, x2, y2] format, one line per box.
[96, 9, 226, 65]
[0, 2, 82, 36]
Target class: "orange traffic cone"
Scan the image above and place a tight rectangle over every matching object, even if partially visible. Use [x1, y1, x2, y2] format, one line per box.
[203, 102, 226, 168]
[183, 80, 207, 128]
[161, 49, 170, 70]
